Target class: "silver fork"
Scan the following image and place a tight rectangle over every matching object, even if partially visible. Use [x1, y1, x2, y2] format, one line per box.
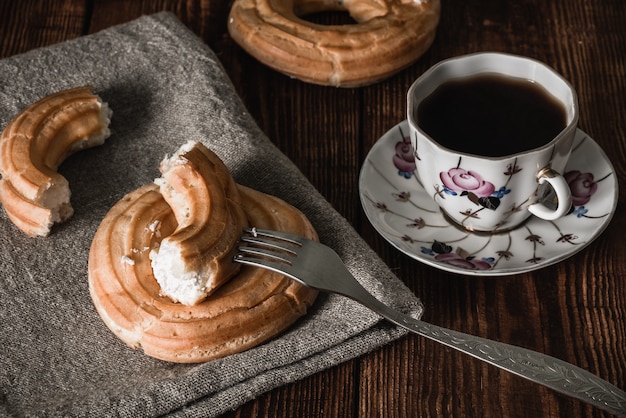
[234, 228, 626, 416]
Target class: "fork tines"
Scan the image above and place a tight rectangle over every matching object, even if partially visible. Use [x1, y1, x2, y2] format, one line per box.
[241, 227, 304, 246]
[235, 228, 302, 266]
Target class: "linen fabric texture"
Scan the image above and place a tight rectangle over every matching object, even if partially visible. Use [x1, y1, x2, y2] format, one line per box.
[0, 12, 423, 417]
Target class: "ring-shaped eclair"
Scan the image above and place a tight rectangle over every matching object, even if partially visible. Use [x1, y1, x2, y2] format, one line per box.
[228, 0, 441, 87]
[0, 86, 111, 236]
[88, 182, 318, 363]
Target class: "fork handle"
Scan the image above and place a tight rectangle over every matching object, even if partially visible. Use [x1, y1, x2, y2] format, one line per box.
[354, 289, 626, 416]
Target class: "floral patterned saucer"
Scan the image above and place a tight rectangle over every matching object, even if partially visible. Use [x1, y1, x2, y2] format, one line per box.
[359, 121, 617, 276]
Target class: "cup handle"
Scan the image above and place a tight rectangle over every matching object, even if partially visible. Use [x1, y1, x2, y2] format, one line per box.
[528, 168, 572, 220]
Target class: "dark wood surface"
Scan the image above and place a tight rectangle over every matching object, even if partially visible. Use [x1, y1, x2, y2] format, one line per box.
[1, 1, 624, 417]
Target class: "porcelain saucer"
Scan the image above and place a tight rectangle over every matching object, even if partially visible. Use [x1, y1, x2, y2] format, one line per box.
[359, 121, 617, 276]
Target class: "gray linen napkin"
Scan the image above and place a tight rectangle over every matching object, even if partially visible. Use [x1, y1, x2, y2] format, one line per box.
[0, 12, 423, 417]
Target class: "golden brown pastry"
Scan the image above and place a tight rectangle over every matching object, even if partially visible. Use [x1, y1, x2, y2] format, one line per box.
[88, 143, 318, 363]
[150, 142, 248, 305]
[228, 0, 441, 87]
[0, 86, 111, 237]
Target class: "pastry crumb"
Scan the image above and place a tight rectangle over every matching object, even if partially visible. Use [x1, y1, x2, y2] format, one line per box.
[121, 255, 135, 266]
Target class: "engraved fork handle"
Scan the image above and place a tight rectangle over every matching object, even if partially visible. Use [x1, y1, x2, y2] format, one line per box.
[350, 285, 626, 416]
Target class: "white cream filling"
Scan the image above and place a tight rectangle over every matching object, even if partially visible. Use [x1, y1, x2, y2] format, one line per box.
[150, 240, 209, 306]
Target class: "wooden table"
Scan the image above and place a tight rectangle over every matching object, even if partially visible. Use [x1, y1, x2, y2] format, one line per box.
[1, 1, 624, 417]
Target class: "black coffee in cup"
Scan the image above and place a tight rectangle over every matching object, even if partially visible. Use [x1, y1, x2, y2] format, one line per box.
[415, 74, 567, 157]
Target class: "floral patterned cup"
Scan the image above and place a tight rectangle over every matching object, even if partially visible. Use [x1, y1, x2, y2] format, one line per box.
[407, 53, 578, 232]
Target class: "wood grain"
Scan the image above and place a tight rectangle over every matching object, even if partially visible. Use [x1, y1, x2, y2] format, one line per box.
[0, 0, 624, 417]
[0, 0, 86, 56]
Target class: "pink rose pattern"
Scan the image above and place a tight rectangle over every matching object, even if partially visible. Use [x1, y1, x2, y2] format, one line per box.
[438, 158, 504, 212]
[440, 168, 495, 198]
[419, 240, 495, 270]
[435, 252, 493, 271]
[565, 170, 598, 206]
[392, 126, 416, 178]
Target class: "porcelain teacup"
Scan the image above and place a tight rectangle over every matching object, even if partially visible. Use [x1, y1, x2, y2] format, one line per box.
[407, 52, 579, 233]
